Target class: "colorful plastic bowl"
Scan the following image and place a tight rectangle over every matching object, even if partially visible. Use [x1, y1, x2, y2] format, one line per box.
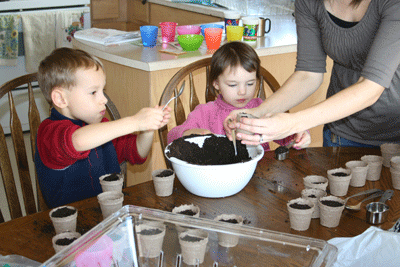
[177, 34, 204, 51]
[176, 25, 202, 35]
[200, 24, 224, 36]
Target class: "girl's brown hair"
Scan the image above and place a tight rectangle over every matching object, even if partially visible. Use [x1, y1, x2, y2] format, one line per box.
[209, 41, 260, 92]
[38, 47, 104, 104]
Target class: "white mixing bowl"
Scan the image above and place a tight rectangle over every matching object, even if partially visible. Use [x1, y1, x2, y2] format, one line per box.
[165, 135, 264, 198]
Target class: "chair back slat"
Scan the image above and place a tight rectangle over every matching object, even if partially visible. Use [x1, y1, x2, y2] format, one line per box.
[205, 65, 215, 103]
[104, 92, 127, 186]
[174, 86, 186, 126]
[257, 76, 266, 100]
[9, 91, 37, 216]
[0, 123, 24, 220]
[28, 81, 48, 211]
[189, 73, 200, 112]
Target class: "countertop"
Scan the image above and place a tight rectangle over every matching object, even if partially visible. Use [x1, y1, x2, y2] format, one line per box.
[73, 15, 297, 72]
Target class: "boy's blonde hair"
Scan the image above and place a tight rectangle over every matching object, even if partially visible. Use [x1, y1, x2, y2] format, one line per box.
[38, 47, 104, 104]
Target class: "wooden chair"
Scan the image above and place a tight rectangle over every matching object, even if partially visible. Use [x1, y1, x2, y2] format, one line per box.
[158, 57, 281, 168]
[0, 73, 126, 223]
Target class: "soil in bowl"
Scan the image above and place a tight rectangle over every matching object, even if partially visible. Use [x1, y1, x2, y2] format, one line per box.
[166, 134, 251, 165]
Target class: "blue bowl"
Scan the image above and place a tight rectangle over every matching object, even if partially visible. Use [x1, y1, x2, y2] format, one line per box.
[200, 24, 224, 36]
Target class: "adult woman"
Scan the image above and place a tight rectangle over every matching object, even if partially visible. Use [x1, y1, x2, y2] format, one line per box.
[224, 0, 400, 148]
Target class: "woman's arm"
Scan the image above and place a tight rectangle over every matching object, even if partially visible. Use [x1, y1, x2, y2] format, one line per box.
[253, 70, 324, 117]
[237, 77, 385, 145]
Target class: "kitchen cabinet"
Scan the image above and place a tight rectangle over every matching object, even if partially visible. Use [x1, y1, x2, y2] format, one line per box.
[91, 0, 222, 31]
[91, 0, 128, 30]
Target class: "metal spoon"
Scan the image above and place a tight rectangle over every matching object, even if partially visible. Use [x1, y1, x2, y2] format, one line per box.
[344, 188, 383, 203]
[162, 81, 185, 111]
[345, 190, 384, 211]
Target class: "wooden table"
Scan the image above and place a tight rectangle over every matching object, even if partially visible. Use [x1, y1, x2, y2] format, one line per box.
[0, 147, 399, 263]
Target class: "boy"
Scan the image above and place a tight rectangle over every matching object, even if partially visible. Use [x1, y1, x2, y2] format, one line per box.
[35, 48, 171, 208]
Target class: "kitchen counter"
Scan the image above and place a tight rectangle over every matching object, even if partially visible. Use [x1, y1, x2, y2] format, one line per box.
[73, 15, 296, 72]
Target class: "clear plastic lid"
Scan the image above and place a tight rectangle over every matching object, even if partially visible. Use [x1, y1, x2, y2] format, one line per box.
[41, 205, 337, 267]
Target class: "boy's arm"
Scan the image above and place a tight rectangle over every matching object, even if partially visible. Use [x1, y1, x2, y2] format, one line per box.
[136, 131, 155, 158]
[72, 107, 169, 152]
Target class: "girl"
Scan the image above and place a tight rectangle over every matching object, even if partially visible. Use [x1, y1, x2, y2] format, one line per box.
[167, 41, 311, 150]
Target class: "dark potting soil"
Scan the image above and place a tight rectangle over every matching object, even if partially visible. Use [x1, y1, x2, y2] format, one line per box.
[166, 134, 251, 165]
[320, 200, 344, 207]
[178, 209, 197, 216]
[307, 194, 317, 198]
[289, 203, 312, 209]
[140, 228, 162, 235]
[103, 173, 120, 181]
[156, 170, 174, 177]
[55, 237, 77, 246]
[181, 235, 203, 242]
[275, 146, 289, 154]
[331, 172, 349, 177]
[219, 218, 238, 224]
[51, 207, 76, 218]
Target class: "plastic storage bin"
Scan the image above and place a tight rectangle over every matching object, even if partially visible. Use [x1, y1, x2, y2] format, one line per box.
[40, 205, 337, 267]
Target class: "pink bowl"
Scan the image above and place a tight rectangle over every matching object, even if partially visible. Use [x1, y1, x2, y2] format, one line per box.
[177, 25, 201, 35]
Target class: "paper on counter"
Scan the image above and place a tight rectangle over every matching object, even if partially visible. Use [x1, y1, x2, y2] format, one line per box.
[74, 28, 141, 46]
[328, 226, 400, 267]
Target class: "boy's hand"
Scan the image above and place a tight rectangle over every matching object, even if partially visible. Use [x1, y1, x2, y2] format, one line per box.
[292, 130, 311, 149]
[132, 106, 171, 132]
[183, 128, 213, 136]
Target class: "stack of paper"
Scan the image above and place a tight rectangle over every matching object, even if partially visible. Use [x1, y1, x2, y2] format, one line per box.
[74, 28, 141, 46]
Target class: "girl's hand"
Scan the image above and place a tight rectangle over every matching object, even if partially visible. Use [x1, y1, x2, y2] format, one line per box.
[183, 128, 213, 136]
[292, 130, 311, 149]
[223, 109, 251, 140]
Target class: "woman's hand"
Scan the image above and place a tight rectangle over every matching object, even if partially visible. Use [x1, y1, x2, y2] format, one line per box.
[223, 109, 254, 140]
[235, 112, 296, 146]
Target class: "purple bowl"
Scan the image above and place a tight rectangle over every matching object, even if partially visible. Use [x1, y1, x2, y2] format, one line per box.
[177, 25, 201, 35]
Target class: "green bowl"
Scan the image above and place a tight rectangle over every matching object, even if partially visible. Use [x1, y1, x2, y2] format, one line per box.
[177, 34, 204, 51]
